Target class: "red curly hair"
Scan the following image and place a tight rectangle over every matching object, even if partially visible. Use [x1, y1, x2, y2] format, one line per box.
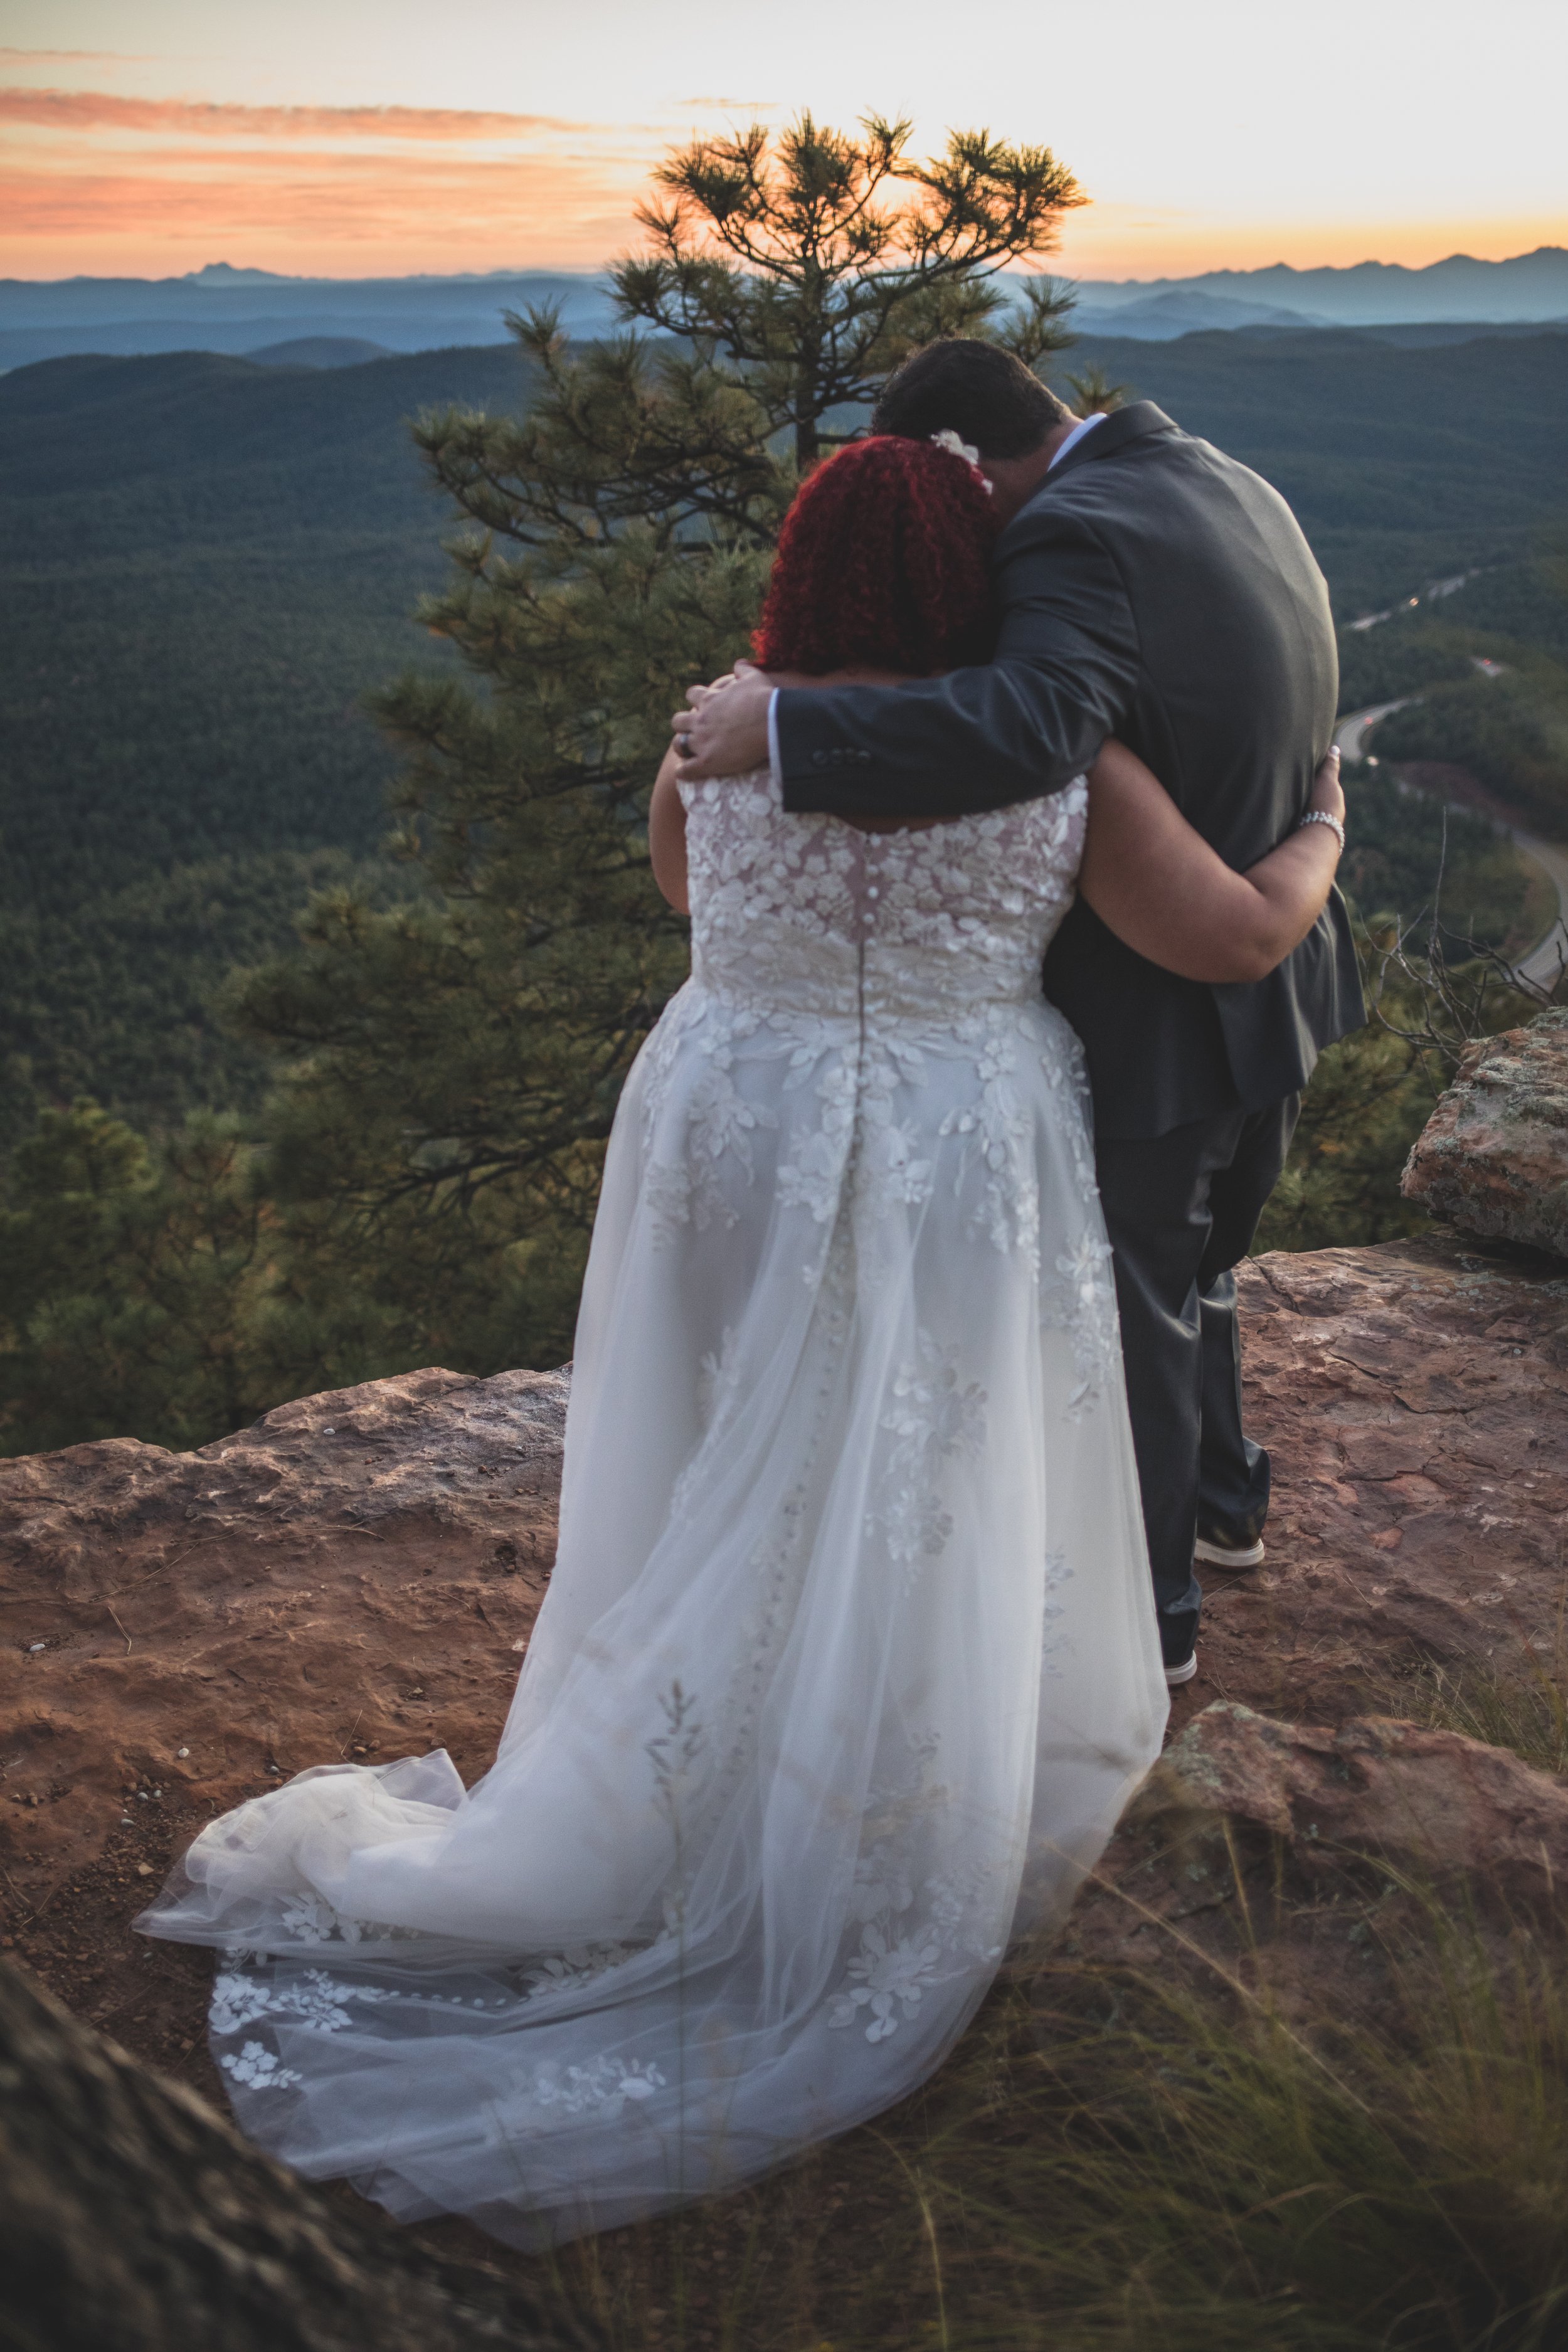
[752, 435, 999, 676]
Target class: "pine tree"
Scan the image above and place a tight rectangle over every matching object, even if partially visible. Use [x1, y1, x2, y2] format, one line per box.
[0, 1103, 269, 1453]
[1061, 361, 1133, 418]
[229, 115, 1086, 1385]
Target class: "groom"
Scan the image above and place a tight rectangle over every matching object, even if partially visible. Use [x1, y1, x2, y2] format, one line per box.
[674, 338, 1364, 1685]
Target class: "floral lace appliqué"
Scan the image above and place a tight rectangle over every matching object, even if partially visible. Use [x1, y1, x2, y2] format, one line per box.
[222, 2041, 302, 2090]
[531, 2056, 667, 2119]
[871, 1332, 987, 1585]
[826, 1916, 946, 2042]
[825, 1733, 1009, 2045]
[211, 1966, 402, 2039]
[1045, 1232, 1121, 1419]
[275, 1890, 415, 1946]
[519, 1942, 643, 1999]
[211, 1964, 410, 2090]
[1041, 1547, 1076, 1677]
[938, 1010, 1041, 1266]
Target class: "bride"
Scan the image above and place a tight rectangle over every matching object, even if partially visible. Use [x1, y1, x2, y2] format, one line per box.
[139, 430, 1345, 2249]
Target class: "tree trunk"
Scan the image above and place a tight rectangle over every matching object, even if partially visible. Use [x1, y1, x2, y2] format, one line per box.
[792, 284, 824, 469]
[0, 1957, 605, 2352]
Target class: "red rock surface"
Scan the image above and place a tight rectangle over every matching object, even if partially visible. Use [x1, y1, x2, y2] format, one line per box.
[1401, 1009, 1568, 1259]
[3, 1362, 566, 1866]
[1, 1367, 566, 2074]
[1182, 1232, 1568, 1733]
[1136, 1699, 1568, 1900]
[3, 1232, 1565, 2085]
[1046, 1698, 1568, 2051]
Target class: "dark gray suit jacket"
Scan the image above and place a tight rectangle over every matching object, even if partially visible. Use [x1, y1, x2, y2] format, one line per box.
[775, 402, 1365, 1140]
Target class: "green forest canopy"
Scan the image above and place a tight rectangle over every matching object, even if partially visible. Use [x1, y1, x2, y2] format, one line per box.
[3, 322, 1566, 1147]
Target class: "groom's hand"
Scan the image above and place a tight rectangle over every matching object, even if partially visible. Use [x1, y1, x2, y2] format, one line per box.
[672, 662, 774, 781]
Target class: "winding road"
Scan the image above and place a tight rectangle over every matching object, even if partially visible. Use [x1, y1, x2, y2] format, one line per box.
[1333, 701, 1415, 761]
[1512, 835, 1568, 990]
[1333, 702, 1568, 992]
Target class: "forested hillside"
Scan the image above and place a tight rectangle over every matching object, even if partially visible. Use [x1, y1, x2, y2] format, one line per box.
[0, 344, 528, 1141]
[4, 324, 1565, 1146]
[1072, 324, 1568, 616]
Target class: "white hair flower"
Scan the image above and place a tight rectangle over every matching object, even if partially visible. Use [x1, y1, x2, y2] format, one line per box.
[929, 430, 992, 492]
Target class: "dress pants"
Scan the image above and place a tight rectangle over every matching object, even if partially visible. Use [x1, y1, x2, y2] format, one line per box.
[1093, 1095, 1300, 1665]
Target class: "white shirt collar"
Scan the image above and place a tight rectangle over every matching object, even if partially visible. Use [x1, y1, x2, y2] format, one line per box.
[1048, 410, 1107, 470]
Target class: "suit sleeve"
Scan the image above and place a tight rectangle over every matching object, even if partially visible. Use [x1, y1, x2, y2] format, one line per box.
[775, 510, 1142, 821]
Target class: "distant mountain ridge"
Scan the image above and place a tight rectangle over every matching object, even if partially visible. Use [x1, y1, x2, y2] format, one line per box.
[1068, 289, 1335, 341]
[0, 267, 619, 371]
[2, 247, 1565, 369]
[0, 261, 618, 319]
[247, 336, 395, 369]
[1076, 246, 1568, 324]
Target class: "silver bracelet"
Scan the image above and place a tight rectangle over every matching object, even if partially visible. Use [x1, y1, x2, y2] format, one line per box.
[1298, 808, 1345, 854]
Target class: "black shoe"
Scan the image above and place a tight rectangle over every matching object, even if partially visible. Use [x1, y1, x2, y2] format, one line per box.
[1195, 1512, 1265, 1570]
[1160, 1610, 1200, 1688]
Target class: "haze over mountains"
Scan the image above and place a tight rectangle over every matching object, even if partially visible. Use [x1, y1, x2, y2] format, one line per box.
[3, 246, 1566, 368]
[0, 263, 618, 369]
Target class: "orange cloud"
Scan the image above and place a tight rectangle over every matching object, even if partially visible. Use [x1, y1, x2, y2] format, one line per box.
[0, 140, 650, 272]
[1, 154, 642, 223]
[0, 87, 605, 141]
[0, 81, 667, 273]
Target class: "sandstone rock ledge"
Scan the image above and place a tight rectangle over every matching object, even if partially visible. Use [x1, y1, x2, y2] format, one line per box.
[1202, 1230, 1568, 1726]
[2, 1367, 566, 1912]
[1046, 1697, 1568, 2053]
[2, 1231, 1565, 2088]
[1402, 1007, 1568, 1259]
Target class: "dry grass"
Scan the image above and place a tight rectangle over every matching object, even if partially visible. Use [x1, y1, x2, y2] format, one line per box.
[1407, 1647, 1568, 1781]
[532, 1894, 1568, 2352]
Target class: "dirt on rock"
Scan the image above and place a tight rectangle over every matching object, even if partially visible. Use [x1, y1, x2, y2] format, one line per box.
[1, 1365, 566, 2092]
[1180, 1231, 1568, 1734]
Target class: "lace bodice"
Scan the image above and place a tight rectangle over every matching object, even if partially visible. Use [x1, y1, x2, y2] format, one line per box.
[681, 771, 1088, 1024]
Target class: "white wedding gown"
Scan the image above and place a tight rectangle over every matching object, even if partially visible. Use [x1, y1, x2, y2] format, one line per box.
[140, 768, 1168, 2247]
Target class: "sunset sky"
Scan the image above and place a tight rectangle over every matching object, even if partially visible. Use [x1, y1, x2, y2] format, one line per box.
[3, 0, 1565, 284]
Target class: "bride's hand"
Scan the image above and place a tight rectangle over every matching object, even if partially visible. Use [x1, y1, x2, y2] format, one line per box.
[1309, 745, 1345, 829]
[672, 662, 775, 780]
[665, 667, 743, 738]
